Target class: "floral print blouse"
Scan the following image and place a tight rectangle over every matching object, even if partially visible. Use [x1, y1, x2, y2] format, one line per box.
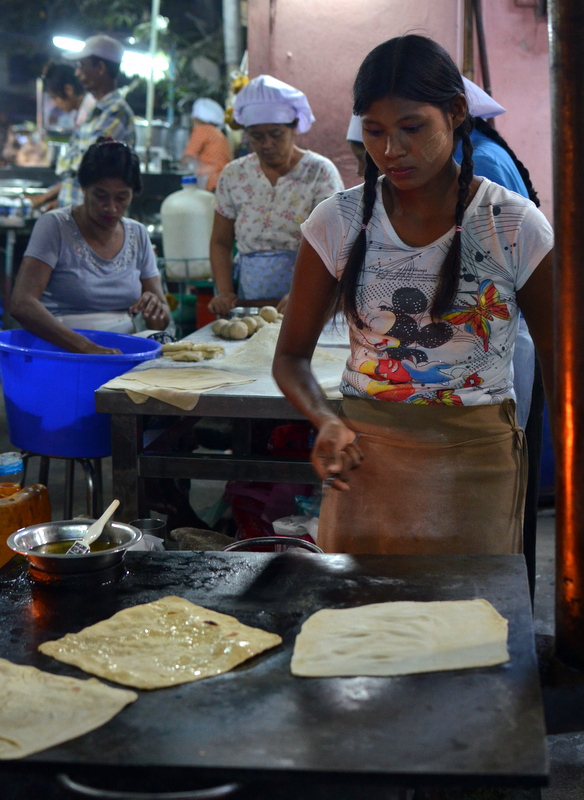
[215, 151, 344, 254]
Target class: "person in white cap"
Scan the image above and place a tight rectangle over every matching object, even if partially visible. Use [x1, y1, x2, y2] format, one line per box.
[454, 77, 539, 201]
[182, 98, 232, 191]
[208, 74, 344, 315]
[453, 77, 543, 603]
[346, 114, 367, 177]
[43, 35, 135, 208]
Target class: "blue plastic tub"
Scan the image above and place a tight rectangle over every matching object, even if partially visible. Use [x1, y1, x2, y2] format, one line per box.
[0, 329, 161, 459]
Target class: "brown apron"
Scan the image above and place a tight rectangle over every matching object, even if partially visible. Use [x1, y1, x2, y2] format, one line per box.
[317, 398, 527, 556]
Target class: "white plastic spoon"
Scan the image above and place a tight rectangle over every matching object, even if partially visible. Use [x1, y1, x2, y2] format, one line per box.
[66, 499, 120, 555]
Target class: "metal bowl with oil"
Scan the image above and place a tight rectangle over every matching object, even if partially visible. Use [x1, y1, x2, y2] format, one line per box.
[7, 520, 142, 574]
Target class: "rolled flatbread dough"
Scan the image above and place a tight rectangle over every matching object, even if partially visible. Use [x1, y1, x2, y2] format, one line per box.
[0, 658, 137, 759]
[105, 367, 251, 392]
[39, 596, 282, 690]
[171, 351, 204, 362]
[101, 368, 254, 410]
[291, 599, 509, 677]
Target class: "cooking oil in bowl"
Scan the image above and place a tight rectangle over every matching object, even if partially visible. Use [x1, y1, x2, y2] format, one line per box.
[32, 540, 115, 555]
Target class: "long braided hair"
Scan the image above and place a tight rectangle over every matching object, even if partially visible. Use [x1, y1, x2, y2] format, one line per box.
[472, 116, 540, 207]
[337, 36, 475, 323]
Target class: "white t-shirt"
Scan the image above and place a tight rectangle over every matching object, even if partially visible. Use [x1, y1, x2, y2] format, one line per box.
[215, 150, 344, 254]
[301, 177, 553, 406]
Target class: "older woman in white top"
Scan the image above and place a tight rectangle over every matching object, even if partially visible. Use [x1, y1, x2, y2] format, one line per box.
[208, 75, 344, 315]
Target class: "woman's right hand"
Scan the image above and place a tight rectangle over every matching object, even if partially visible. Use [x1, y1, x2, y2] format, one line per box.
[79, 340, 122, 356]
[311, 416, 364, 491]
[208, 292, 239, 315]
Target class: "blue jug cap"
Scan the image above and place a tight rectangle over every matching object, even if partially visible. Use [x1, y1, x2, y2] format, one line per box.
[181, 175, 198, 185]
[0, 452, 23, 476]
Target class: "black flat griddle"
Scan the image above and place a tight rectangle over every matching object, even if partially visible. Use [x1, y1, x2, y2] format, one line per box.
[0, 552, 547, 795]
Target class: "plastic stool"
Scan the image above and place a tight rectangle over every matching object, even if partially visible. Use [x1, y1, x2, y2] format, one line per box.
[21, 453, 103, 520]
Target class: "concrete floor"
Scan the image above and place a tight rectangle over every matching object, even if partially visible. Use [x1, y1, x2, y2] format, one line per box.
[0, 392, 582, 798]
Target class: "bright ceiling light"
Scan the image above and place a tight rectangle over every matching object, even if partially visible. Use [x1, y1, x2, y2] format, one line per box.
[121, 51, 169, 82]
[53, 36, 85, 51]
[52, 35, 169, 83]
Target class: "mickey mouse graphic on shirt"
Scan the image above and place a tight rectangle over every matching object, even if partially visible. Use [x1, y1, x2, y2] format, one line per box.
[356, 287, 455, 401]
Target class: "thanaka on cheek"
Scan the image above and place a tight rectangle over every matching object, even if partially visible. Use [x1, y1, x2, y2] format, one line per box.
[421, 131, 447, 162]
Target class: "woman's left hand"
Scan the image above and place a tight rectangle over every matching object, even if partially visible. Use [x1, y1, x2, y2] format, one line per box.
[130, 291, 169, 330]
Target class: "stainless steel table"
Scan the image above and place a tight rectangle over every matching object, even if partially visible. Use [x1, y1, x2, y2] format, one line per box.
[95, 322, 349, 521]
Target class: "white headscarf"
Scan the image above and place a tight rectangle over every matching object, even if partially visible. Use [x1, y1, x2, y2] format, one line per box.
[462, 77, 506, 119]
[346, 78, 506, 145]
[346, 114, 363, 143]
[233, 75, 315, 134]
[191, 98, 225, 126]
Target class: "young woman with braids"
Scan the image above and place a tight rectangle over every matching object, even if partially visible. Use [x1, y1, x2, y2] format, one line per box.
[272, 35, 554, 555]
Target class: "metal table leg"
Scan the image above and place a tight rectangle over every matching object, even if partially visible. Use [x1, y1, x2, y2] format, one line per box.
[64, 459, 74, 520]
[111, 414, 144, 522]
[3, 228, 16, 330]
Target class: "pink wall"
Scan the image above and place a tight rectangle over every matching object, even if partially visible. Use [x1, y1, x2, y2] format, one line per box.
[247, 0, 552, 219]
[248, 0, 464, 187]
[480, 1, 551, 220]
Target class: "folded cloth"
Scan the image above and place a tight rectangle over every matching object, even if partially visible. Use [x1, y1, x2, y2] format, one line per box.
[128, 533, 165, 552]
[101, 367, 254, 411]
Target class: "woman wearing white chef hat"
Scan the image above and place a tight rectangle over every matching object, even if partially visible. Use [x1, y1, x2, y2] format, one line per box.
[182, 98, 232, 191]
[208, 75, 344, 315]
[346, 114, 367, 177]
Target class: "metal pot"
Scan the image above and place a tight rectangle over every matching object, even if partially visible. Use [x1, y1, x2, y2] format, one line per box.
[134, 119, 171, 150]
[169, 126, 191, 160]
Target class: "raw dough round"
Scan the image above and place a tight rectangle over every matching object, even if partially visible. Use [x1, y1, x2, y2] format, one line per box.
[241, 316, 258, 335]
[259, 306, 279, 323]
[212, 319, 229, 336]
[228, 320, 249, 340]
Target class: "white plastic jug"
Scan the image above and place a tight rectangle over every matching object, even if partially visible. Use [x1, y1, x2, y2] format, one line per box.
[161, 176, 215, 280]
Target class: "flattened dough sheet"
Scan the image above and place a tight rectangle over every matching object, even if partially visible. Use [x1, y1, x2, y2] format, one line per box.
[0, 658, 137, 759]
[291, 599, 509, 677]
[39, 595, 282, 690]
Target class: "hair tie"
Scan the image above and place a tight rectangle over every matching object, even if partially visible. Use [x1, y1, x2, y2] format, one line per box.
[455, 225, 462, 233]
[361, 223, 368, 231]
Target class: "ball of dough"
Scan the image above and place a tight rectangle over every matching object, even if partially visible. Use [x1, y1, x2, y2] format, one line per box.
[212, 319, 229, 336]
[252, 315, 267, 329]
[241, 316, 258, 334]
[259, 306, 279, 323]
[228, 320, 249, 340]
